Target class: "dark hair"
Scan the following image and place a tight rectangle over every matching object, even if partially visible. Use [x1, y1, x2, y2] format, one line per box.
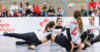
[33, 3, 38, 7]
[20, 2, 23, 8]
[91, 0, 94, 1]
[14, 2, 16, 4]
[74, 11, 83, 33]
[26, 2, 29, 7]
[56, 17, 62, 22]
[45, 21, 55, 32]
[49, 5, 54, 10]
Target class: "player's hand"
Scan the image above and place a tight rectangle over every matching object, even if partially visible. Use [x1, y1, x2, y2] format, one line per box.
[60, 29, 62, 32]
[70, 41, 76, 52]
[76, 42, 82, 52]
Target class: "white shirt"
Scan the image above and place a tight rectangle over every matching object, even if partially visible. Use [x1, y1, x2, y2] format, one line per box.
[66, 19, 81, 44]
[35, 28, 61, 40]
[85, 24, 100, 35]
[10, 5, 19, 11]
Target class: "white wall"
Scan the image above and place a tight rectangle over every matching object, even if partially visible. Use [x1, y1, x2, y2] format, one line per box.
[0, 17, 99, 35]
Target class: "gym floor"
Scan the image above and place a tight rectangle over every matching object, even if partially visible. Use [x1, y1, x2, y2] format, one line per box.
[0, 36, 100, 52]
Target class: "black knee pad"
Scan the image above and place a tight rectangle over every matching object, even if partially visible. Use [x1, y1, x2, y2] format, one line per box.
[81, 31, 88, 39]
[81, 31, 88, 42]
[46, 34, 52, 40]
[88, 33, 94, 41]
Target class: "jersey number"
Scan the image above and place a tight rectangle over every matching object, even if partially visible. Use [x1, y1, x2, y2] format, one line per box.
[71, 27, 78, 36]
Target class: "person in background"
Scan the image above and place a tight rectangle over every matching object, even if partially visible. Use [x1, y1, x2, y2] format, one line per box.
[25, 2, 32, 11]
[96, 1, 100, 9]
[19, 2, 25, 14]
[3, 8, 7, 17]
[33, 3, 40, 16]
[17, 12, 22, 17]
[98, 7, 100, 17]
[42, 3, 48, 16]
[10, 2, 19, 13]
[47, 5, 55, 17]
[80, 5, 87, 16]
[97, 2, 100, 17]
[25, 2, 33, 15]
[7, 11, 13, 17]
[88, 0, 97, 16]
[0, 12, 4, 17]
[13, 9, 19, 17]
[21, 8, 27, 17]
[0, 4, 3, 13]
[57, 6, 63, 17]
[20, 2, 25, 11]
[91, 10, 98, 17]
[27, 12, 33, 17]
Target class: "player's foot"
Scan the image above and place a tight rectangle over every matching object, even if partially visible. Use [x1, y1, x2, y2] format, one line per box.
[27, 45, 35, 50]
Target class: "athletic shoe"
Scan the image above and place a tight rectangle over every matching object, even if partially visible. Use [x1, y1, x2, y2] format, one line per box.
[27, 45, 35, 50]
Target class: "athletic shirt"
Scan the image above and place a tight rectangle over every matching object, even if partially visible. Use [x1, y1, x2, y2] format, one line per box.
[35, 28, 61, 40]
[67, 19, 81, 44]
[85, 24, 100, 35]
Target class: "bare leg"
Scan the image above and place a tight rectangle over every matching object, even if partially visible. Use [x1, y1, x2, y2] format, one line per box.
[40, 34, 57, 43]
[40, 37, 48, 43]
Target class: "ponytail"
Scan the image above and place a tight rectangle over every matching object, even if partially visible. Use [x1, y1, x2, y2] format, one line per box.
[74, 11, 83, 33]
[77, 17, 83, 33]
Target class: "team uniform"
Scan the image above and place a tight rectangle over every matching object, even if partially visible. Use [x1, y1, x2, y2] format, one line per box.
[68, 19, 82, 44]
[85, 24, 100, 45]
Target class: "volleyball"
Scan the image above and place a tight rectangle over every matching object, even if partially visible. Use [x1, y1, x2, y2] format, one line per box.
[68, 3, 75, 10]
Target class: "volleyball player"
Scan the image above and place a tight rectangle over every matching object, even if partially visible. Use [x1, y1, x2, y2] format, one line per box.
[3, 21, 63, 46]
[84, 16, 100, 46]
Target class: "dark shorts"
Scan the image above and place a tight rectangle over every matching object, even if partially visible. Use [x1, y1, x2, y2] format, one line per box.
[24, 32, 40, 45]
[55, 35, 78, 51]
[55, 35, 71, 51]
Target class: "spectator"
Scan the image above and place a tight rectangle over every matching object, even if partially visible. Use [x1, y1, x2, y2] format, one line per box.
[47, 5, 55, 17]
[89, 0, 97, 10]
[20, 2, 25, 10]
[28, 12, 33, 17]
[0, 4, 3, 13]
[17, 12, 22, 17]
[7, 11, 13, 17]
[10, 2, 19, 12]
[25, 2, 32, 11]
[80, 5, 87, 16]
[25, 2, 32, 15]
[3, 8, 7, 17]
[21, 8, 27, 16]
[91, 10, 98, 17]
[97, 7, 100, 17]
[42, 3, 48, 16]
[33, 3, 40, 16]
[97, 2, 100, 9]
[13, 9, 18, 17]
[57, 6, 63, 17]
[0, 12, 4, 17]
[88, 0, 97, 16]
